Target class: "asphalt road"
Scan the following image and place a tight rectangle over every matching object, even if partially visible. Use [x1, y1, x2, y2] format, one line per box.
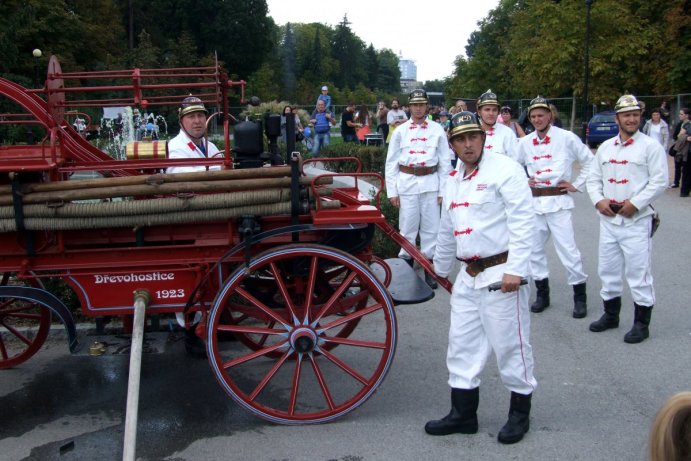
[1, 157, 689, 461]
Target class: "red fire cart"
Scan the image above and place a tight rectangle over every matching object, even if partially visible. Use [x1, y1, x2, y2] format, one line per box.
[0, 57, 450, 426]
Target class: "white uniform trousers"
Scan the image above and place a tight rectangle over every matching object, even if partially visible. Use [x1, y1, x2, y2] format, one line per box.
[530, 209, 587, 285]
[447, 277, 537, 395]
[598, 218, 655, 306]
[397, 191, 440, 260]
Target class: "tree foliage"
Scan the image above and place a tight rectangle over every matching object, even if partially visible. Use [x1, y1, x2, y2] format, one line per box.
[446, 0, 690, 107]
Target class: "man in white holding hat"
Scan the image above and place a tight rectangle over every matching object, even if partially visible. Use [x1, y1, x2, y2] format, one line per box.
[166, 96, 220, 174]
[586, 94, 667, 343]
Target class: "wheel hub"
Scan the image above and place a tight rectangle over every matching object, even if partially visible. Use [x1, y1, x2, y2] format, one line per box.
[290, 327, 317, 354]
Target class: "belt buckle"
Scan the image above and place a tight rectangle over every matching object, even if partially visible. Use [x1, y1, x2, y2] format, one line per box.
[465, 262, 481, 277]
[412, 165, 425, 175]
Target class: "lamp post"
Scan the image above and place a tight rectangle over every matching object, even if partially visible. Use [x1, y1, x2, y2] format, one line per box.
[581, 0, 593, 143]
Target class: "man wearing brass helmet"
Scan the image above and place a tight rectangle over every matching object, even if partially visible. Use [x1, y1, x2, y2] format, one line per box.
[167, 96, 220, 174]
[586, 94, 667, 344]
[427, 111, 536, 444]
[385, 89, 453, 289]
[514, 96, 593, 319]
[475, 89, 517, 160]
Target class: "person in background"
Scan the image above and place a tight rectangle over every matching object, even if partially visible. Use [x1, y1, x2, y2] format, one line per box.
[586, 94, 668, 344]
[642, 107, 670, 149]
[281, 104, 303, 144]
[670, 108, 691, 190]
[340, 102, 359, 144]
[638, 100, 647, 132]
[475, 90, 517, 160]
[385, 89, 452, 289]
[549, 104, 563, 128]
[438, 111, 450, 132]
[309, 99, 337, 156]
[355, 104, 371, 143]
[316, 85, 331, 111]
[500, 106, 526, 138]
[376, 100, 389, 142]
[167, 96, 220, 174]
[514, 96, 593, 319]
[454, 98, 468, 113]
[675, 109, 691, 197]
[426, 111, 536, 444]
[648, 391, 691, 461]
[659, 100, 671, 124]
[386, 97, 408, 143]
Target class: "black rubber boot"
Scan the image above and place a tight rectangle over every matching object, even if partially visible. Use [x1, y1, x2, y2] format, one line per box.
[497, 392, 532, 444]
[624, 304, 653, 344]
[589, 297, 621, 332]
[530, 278, 550, 313]
[572, 282, 587, 319]
[424, 387, 479, 436]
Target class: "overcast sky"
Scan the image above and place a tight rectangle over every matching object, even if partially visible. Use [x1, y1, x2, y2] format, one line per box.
[265, 0, 501, 83]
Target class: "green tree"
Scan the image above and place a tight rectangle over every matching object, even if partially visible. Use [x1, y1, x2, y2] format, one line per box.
[281, 24, 298, 101]
[331, 15, 366, 89]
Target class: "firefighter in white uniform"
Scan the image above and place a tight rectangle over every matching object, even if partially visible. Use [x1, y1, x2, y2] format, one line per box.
[514, 96, 593, 318]
[476, 90, 517, 160]
[385, 89, 453, 288]
[586, 94, 667, 344]
[426, 112, 537, 444]
[167, 96, 221, 174]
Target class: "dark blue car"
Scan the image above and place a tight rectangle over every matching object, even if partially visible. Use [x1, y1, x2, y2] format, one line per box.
[586, 111, 618, 147]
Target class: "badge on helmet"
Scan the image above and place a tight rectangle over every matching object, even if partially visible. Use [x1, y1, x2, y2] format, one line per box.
[477, 89, 499, 108]
[178, 96, 208, 119]
[528, 95, 551, 116]
[448, 111, 484, 140]
[614, 94, 641, 114]
[408, 89, 428, 104]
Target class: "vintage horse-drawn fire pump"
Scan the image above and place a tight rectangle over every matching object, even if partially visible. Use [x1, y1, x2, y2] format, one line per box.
[0, 57, 452, 433]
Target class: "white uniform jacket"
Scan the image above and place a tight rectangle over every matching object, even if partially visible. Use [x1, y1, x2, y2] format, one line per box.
[385, 119, 453, 198]
[166, 130, 221, 174]
[434, 153, 535, 289]
[586, 131, 668, 224]
[483, 122, 518, 160]
[515, 125, 594, 214]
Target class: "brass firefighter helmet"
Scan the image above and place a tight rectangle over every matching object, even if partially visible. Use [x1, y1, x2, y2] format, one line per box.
[477, 89, 499, 108]
[448, 111, 484, 141]
[408, 89, 429, 104]
[614, 94, 641, 114]
[178, 96, 208, 119]
[528, 95, 551, 115]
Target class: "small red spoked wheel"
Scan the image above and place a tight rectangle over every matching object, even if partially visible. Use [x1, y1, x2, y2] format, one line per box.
[207, 244, 397, 424]
[0, 273, 51, 369]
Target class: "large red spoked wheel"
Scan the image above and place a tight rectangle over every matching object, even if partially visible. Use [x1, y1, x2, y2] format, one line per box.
[207, 244, 397, 424]
[0, 273, 51, 369]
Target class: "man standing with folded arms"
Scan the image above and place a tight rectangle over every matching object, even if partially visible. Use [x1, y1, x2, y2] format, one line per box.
[586, 94, 667, 343]
[514, 96, 593, 318]
[385, 89, 452, 289]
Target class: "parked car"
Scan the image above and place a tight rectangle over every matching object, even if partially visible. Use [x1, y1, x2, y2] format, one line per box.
[586, 111, 618, 147]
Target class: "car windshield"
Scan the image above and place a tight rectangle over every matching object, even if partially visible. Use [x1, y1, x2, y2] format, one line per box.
[591, 113, 615, 123]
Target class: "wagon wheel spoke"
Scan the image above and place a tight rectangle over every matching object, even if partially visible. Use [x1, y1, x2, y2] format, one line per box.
[234, 286, 289, 327]
[301, 256, 319, 323]
[249, 350, 293, 401]
[222, 340, 288, 369]
[217, 323, 284, 337]
[318, 302, 384, 332]
[288, 354, 304, 416]
[317, 347, 369, 386]
[0, 273, 52, 369]
[307, 354, 336, 410]
[0, 320, 34, 346]
[321, 335, 387, 350]
[312, 270, 358, 324]
[269, 262, 299, 322]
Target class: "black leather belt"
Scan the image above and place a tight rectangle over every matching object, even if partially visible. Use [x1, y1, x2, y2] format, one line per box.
[458, 251, 509, 277]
